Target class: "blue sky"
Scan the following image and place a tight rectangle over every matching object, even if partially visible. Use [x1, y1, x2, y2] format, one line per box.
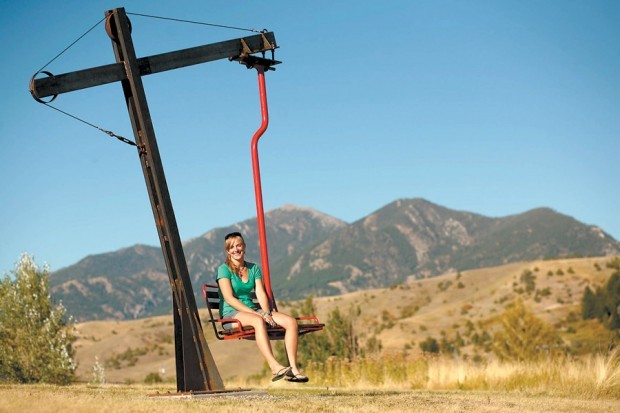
[1, 1, 619, 275]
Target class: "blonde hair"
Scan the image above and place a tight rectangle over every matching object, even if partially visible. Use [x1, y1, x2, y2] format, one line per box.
[224, 232, 245, 274]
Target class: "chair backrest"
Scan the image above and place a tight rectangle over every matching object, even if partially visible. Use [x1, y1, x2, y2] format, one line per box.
[202, 284, 221, 312]
[202, 283, 259, 312]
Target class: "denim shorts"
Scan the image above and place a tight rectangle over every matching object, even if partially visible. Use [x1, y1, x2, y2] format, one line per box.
[222, 309, 264, 330]
[222, 310, 240, 330]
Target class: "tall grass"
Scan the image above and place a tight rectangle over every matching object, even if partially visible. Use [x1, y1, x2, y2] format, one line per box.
[297, 348, 620, 398]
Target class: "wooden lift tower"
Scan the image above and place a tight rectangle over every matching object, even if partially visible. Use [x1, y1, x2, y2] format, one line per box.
[30, 8, 279, 394]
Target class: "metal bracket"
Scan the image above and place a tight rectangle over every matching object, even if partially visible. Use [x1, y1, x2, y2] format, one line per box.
[260, 33, 274, 50]
[232, 55, 281, 71]
[239, 38, 253, 57]
[233, 34, 279, 70]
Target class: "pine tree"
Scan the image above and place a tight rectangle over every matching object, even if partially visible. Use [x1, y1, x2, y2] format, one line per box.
[0, 254, 76, 384]
[583, 260, 620, 331]
[581, 286, 601, 320]
[601, 273, 620, 330]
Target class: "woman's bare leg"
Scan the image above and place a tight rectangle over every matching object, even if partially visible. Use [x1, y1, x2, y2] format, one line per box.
[272, 312, 302, 375]
[234, 312, 287, 374]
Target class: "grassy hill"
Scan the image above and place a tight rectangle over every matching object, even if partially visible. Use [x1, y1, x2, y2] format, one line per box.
[322, 256, 616, 357]
[72, 256, 619, 384]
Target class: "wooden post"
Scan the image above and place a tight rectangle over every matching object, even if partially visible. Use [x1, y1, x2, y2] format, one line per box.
[105, 8, 223, 392]
[30, 7, 279, 393]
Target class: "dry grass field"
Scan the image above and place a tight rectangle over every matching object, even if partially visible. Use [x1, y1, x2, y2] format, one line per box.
[72, 256, 618, 384]
[0, 384, 619, 413]
[3, 257, 619, 412]
[313, 256, 616, 356]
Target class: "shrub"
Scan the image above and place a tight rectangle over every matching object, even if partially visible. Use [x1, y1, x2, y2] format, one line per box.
[290, 297, 360, 363]
[400, 304, 418, 318]
[492, 298, 564, 362]
[420, 337, 440, 354]
[144, 372, 163, 384]
[0, 254, 76, 384]
[91, 357, 106, 384]
[364, 335, 382, 355]
[519, 270, 536, 294]
[437, 281, 453, 292]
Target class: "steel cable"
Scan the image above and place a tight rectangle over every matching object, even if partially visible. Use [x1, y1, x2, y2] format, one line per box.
[32, 10, 262, 148]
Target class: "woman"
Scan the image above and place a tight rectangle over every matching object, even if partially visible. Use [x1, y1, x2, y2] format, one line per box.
[216, 231, 309, 383]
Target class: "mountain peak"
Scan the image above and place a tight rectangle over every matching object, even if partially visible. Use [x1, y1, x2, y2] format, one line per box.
[50, 200, 620, 321]
[268, 205, 348, 228]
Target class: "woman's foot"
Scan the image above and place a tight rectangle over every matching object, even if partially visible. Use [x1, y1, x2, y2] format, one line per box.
[287, 373, 309, 383]
[286, 369, 309, 382]
[271, 366, 292, 382]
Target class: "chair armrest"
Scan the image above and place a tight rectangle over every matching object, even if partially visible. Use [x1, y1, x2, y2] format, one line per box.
[296, 315, 320, 324]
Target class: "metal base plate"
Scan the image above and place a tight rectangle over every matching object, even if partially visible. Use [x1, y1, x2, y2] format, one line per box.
[148, 389, 268, 399]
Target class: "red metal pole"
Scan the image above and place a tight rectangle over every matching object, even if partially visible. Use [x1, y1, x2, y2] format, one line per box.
[251, 66, 275, 308]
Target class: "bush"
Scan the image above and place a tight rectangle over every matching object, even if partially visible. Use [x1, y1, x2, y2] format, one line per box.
[0, 254, 76, 384]
[492, 298, 564, 362]
[144, 372, 163, 384]
[91, 357, 106, 384]
[420, 337, 440, 354]
[519, 270, 536, 294]
[290, 297, 360, 363]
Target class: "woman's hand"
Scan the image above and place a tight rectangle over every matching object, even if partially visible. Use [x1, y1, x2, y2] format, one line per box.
[262, 313, 277, 327]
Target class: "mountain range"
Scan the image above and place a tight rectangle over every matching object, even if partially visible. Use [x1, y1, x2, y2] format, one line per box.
[50, 199, 620, 321]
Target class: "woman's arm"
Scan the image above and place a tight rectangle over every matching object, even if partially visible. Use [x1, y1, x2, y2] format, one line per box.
[217, 278, 258, 313]
[254, 278, 276, 327]
[254, 278, 272, 313]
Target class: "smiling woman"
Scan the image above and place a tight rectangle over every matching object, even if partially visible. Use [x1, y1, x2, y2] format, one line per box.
[215, 232, 309, 383]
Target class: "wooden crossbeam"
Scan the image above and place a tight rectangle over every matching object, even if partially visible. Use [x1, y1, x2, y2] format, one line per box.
[29, 7, 280, 393]
[31, 32, 277, 99]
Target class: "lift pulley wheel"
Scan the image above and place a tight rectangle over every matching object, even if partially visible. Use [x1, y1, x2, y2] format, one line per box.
[29, 71, 58, 104]
[105, 13, 132, 43]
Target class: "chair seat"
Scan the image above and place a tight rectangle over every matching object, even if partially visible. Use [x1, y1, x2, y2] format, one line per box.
[201, 283, 324, 341]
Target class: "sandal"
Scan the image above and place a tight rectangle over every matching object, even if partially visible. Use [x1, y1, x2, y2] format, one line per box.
[287, 373, 309, 383]
[272, 366, 292, 382]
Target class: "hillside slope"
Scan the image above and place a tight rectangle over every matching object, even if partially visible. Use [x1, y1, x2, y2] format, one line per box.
[72, 256, 619, 383]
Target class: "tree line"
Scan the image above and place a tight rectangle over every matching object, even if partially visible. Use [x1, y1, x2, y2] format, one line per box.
[581, 258, 620, 330]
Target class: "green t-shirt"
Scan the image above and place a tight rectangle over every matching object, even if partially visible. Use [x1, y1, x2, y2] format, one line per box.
[216, 262, 262, 317]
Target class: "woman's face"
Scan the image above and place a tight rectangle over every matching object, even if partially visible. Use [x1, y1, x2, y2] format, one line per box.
[227, 237, 245, 262]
